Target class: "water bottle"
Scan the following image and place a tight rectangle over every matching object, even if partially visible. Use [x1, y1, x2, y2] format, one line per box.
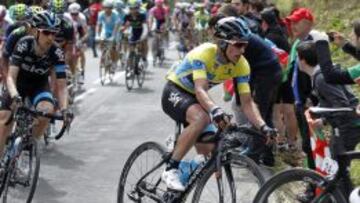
[165, 134, 175, 152]
[349, 187, 360, 203]
[179, 155, 205, 185]
[11, 137, 22, 158]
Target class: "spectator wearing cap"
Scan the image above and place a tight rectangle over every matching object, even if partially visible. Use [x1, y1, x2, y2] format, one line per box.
[260, 7, 302, 165]
[284, 7, 327, 170]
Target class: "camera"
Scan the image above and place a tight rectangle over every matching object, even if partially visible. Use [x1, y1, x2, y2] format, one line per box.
[327, 32, 335, 42]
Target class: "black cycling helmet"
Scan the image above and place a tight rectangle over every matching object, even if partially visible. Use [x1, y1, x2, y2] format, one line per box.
[32, 11, 60, 31]
[260, 7, 278, 26]
[214, 16, 251, 42]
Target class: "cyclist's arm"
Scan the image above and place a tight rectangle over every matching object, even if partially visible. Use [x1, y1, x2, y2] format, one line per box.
[194, 78, 217, 112]
[6, 64, 19, 98]
[52, 47, 68, 110]
[53, 69, 68, 110]
[239, 93, 266, 129]
[316, 40, 355, 84]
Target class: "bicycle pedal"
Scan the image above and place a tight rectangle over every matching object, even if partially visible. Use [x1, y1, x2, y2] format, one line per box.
[163, 190, 182, 203]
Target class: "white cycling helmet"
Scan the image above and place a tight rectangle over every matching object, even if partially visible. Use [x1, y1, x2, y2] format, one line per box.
[102, 0, 114, 8]
[349, 187, 360, 203]
[68, 2, 81, 13]
[0, 5, 6, 19]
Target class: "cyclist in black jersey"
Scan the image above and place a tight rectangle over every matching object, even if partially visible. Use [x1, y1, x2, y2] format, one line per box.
[2, 17, 39, 81]
[0, 11, 70, 159]
[122, 1, 149, 66]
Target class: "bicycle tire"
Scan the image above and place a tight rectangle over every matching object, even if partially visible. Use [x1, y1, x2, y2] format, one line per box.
[253, 168, 347, 203]
[117, 142, 166, 203]
[136, 60, 146, 88]
[3, 138, 40, 203]
[99, 62, 106, 86]
[125, 53, 135, 91]
[192, 154, 265, 203]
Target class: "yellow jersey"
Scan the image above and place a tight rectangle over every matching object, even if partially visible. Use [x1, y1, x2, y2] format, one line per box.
[167, 43, 251, 95]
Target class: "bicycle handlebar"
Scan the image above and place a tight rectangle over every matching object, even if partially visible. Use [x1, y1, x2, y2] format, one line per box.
[17, 107, 74, 140]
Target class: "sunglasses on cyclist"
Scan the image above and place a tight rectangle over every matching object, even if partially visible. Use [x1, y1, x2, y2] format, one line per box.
[39, 29, 58, 36]
[223, 39, 248, 49]
[71, 12, 79, 16]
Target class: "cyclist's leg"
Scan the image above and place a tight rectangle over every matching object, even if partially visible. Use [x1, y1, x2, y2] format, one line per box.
[80, 47, 86, 75]
[65, 43, 76, 76]
[162, 82, 209, 164]
[161, 82, 210, 190]
[0, 92, 13, 158]
[31, 91, 55, 139]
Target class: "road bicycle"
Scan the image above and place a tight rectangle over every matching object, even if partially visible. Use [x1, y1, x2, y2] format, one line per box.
[0, 104, 71, 202]
[253, 107, 360, 203]
[117, 122, 268, 203]
[99, 39, 116, 86]
[125, 40, 146, 91]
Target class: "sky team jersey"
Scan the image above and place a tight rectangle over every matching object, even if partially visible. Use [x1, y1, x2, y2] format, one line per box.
[2, 26, 27, 59]
[167, 43, 251, 94]
[10, 36, 67, 89]
[97, 10, 120, 39]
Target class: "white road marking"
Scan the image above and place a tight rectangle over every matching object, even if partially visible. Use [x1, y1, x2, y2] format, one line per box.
[93, 71, 125, 85]
[74, 88, 97, 103]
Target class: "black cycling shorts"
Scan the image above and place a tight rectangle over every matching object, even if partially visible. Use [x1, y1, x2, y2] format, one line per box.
[161, 81, 217, 143]
[276, 80, 294, 104]
[0, 85, 55, 111]
[161, 81, 198, 125]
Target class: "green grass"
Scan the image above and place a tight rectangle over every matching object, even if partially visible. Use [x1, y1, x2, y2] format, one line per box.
[351, 144, 360, 186]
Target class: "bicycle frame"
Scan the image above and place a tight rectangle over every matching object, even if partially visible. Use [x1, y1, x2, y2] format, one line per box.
[131, 126, 255, 202]
[306, 107, 360, 202]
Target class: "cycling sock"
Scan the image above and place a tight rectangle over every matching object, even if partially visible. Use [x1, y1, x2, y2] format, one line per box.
[166, 159, 180, 171]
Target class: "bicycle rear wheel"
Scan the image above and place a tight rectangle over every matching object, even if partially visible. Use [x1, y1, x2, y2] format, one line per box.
[253, 168, 346, 203]
[192, 154, 265, 203]
[3, 138, 40, 203]
[117, 142, 167, 203]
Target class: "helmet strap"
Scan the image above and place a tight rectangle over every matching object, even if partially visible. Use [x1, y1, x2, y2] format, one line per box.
[218, 40, 231, 63]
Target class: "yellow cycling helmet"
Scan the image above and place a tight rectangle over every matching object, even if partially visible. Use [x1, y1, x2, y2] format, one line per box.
[30, 6, 44, 14]
[9, 4, 28, 21]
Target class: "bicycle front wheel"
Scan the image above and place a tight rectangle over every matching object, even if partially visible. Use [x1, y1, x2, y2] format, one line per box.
[117, 142, 167, 203]
[192, 154, 265, 203]
[253, 168, 347, 203]
[136, 60, 146, 88]
[3, 138, 40, 203]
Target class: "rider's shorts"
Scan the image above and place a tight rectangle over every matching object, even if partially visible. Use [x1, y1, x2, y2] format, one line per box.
[161, 81, 197, 124]
[129, 28, 143, 43]
[0, 84, 55, 111]
[161, 81, 217, 143]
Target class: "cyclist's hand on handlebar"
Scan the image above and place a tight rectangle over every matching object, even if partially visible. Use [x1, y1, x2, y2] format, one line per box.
[10, 95, 22, 110]
[260, 124, 278, 145]
[210, 106, 231, 130]
[61, 108, 73, 125]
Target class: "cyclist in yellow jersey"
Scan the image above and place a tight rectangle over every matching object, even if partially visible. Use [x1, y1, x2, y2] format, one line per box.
[161, 17, 277, 191]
